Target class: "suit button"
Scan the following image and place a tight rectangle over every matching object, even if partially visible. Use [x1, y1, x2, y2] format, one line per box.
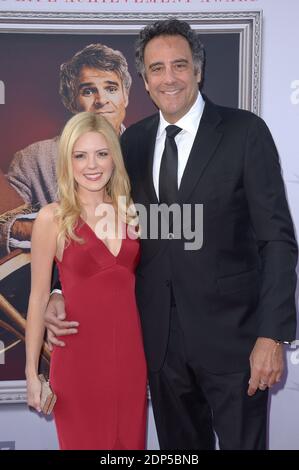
[165, 280, 171, 287]
[167, 233, 174, 240]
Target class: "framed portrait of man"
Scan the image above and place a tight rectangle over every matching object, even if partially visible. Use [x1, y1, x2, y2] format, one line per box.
[0, 10, 262, 402]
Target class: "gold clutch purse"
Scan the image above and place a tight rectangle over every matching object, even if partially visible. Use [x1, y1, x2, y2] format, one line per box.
[39, 374, 57, 415]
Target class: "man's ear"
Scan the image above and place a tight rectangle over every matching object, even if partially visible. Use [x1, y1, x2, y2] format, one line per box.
[142, 74, 149, 92]
[196, 69, 202, 86]
[124, 91, 129, 108]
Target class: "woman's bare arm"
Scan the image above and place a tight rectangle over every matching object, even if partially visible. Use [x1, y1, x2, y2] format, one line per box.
[25, 203, 58, 411]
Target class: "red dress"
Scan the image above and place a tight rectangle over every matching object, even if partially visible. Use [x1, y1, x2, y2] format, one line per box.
[50, 221, 147, 450]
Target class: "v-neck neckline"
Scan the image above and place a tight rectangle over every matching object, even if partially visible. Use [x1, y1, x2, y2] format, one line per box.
[79, 217, 124, 259]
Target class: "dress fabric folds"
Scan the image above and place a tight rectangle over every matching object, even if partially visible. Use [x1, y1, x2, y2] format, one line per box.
[50, 221, 147, 450]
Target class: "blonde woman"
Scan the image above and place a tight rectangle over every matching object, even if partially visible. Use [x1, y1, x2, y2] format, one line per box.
[25, 112, 147, 450]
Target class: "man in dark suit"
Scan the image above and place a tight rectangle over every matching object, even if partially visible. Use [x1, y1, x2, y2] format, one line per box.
[46, 19, 297, 449]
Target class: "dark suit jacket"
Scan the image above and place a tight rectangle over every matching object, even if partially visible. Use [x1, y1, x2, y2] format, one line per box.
[121, 97, 298, 374]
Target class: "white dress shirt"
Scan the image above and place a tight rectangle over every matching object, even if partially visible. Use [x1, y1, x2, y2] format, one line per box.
[153, 92, 205, 200]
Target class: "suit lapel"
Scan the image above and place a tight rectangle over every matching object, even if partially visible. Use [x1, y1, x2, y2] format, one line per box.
[178, 99, 223, 203]
[139, 100, 223, 205]
[140, 114, 160, 204]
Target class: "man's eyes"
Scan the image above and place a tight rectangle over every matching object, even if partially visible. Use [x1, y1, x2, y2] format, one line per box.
[80, 87, 96, 97]
[174, 62, 187, 70]
[105, 86, 118, 94]
[150, 63, 188, 74]
[80, 86, 119, 96]
[151, 66, 163, 74]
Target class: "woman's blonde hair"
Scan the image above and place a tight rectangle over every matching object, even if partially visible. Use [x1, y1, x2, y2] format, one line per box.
[56, 112, 134, 243]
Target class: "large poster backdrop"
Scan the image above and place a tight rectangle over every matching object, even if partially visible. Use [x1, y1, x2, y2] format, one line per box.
[0, 12, 261, 400]
[0, 1, 298, 452]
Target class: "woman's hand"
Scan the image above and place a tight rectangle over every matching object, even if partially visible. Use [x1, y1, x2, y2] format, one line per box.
[26, 375, 42, 413]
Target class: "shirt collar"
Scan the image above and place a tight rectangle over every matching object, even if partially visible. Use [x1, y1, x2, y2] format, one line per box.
[120, 123, 126, 135]
[157, 92, 205, 139]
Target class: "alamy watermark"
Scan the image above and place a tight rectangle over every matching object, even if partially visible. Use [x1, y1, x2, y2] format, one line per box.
[290, 340, 299, 365]
[290, 80, 299, 105]
[0, 340, 5, 365]
[94, 197, 203, 251]
[0, 80, 4, 105]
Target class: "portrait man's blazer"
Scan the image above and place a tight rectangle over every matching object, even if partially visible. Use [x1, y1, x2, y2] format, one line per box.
[121, 97, 297, 373]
